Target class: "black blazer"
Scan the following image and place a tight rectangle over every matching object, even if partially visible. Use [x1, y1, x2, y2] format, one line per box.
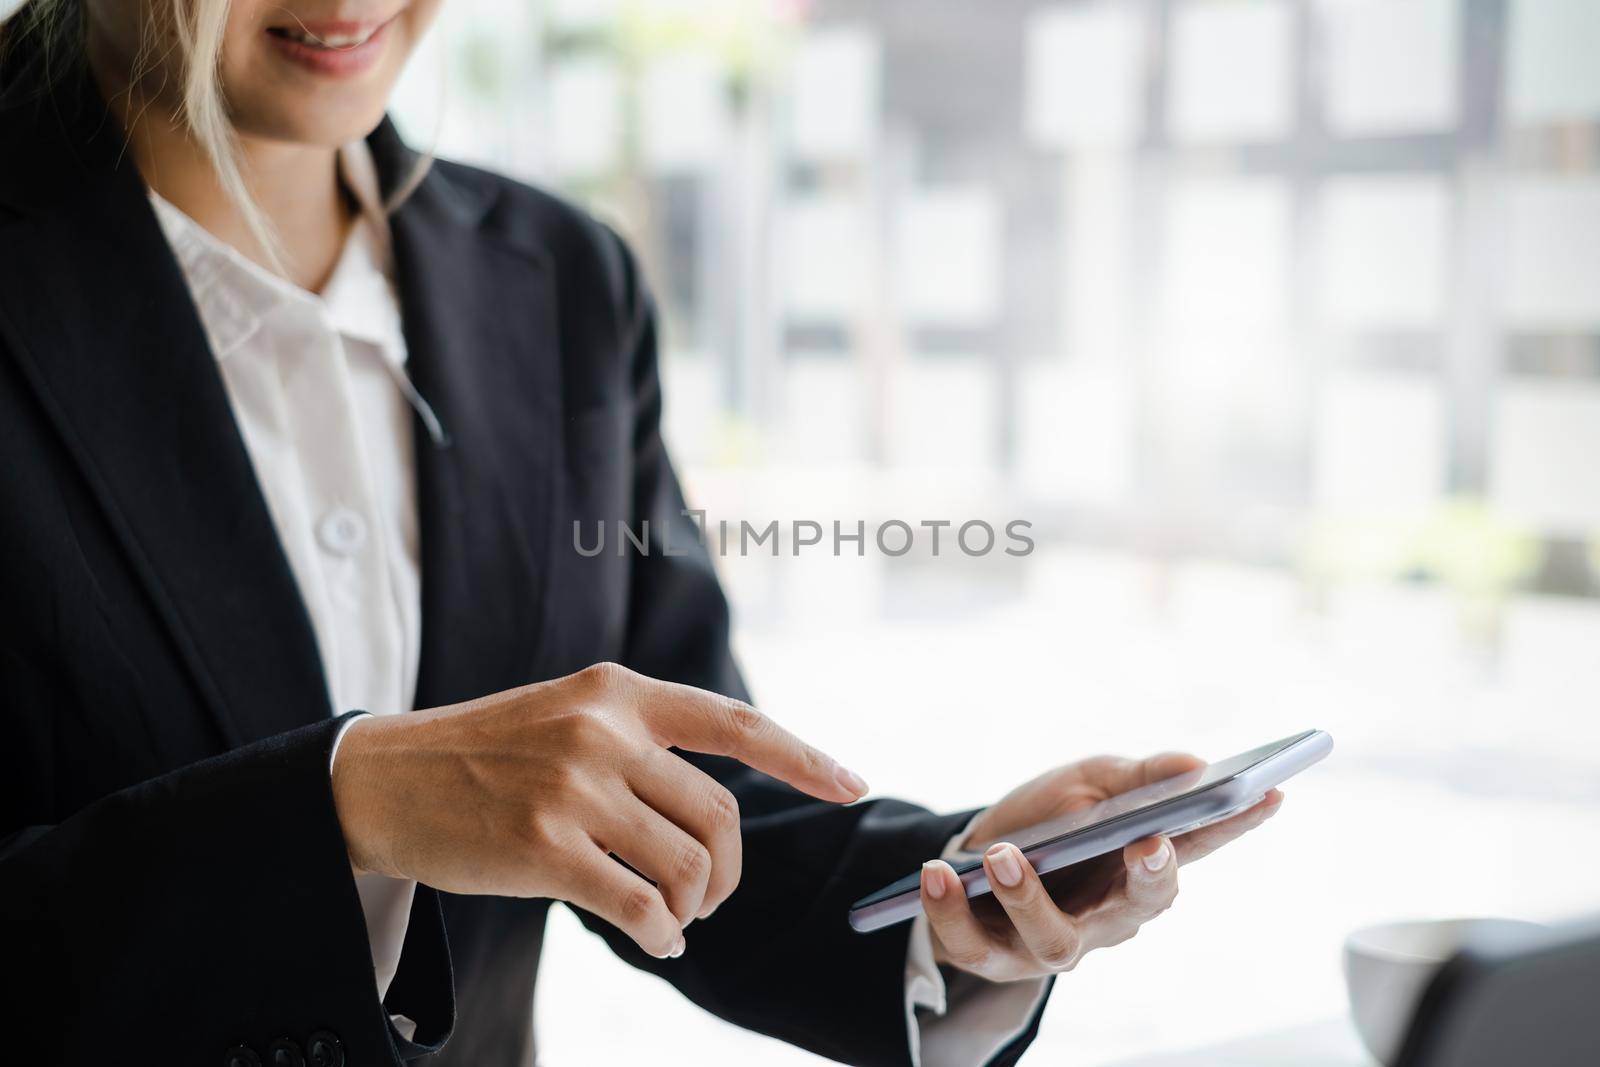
[0, 64, 1047, 1066]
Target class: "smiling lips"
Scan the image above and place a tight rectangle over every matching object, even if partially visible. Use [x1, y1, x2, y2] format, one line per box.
[264, 14, 398, 76]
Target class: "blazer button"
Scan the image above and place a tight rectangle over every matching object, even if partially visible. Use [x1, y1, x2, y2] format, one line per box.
[307, 1031, 345, 1067]
[223, 1047, 261, 1067]
[265, 1038, 306, 1067]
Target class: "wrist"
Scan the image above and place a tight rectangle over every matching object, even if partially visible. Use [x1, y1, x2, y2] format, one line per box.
[330, 714, 391, 877]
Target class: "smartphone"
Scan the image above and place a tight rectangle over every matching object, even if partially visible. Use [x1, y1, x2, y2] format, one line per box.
[848, 729, 1333, 933]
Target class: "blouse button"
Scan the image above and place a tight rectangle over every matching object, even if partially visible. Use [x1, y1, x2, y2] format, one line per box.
[317, 508, 368, 556]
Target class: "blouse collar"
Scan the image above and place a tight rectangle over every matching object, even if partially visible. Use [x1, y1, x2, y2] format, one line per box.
[149, 140, 406, 366]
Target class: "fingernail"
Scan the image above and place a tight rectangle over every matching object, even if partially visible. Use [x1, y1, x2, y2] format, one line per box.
[668, 935, 686, 959]
[987, 843, 1024, 888]
[1143, 841, 1170, 873]
[922, 861, 947, 900]
[697, 903, 718, 920]
[834, 764, 869, 798]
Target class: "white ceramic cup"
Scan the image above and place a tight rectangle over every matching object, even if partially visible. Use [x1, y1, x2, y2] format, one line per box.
[1343, 918, 1543, 1066]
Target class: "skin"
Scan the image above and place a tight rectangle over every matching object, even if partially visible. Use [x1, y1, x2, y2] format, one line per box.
[83, 0, 1284, 977]
[85, 0, 443, 290]
[922, 755, 1283, 978]
[332, 663, 870, 959]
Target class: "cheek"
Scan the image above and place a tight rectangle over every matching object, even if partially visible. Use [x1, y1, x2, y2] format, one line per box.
[220, 15, 264, 81]
[387, 0, 443, 84]
[406, 0, 447, 40]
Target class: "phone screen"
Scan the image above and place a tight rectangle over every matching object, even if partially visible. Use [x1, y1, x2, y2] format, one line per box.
[852, 731, 1312, 909]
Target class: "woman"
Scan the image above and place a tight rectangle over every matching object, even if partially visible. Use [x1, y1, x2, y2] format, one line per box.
[0, 3, 1284, 1065]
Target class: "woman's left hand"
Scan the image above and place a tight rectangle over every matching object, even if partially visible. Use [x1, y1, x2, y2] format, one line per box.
[923, 753, 1283, 982]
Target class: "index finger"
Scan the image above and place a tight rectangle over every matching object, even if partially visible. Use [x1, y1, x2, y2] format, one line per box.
[1172, 788, 1283, 865]
[637, 677, 868, 804]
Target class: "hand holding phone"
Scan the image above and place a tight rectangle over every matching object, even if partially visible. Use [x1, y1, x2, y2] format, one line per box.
[848, 731, 1329, 985]
[851, 730, 1331, 933]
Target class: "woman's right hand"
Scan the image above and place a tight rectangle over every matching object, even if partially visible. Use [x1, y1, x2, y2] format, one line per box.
[329, 662, 867, 958]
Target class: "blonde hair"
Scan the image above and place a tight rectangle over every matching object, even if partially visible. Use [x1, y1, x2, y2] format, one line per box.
[3, 0, 333, 270]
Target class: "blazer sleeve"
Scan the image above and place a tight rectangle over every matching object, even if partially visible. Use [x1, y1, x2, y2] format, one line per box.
[572, 227, 1047, 1067]
[0, 713, 455, 1066]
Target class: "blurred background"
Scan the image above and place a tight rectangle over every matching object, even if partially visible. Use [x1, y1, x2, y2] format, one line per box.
[387, 0, 1600, 1063]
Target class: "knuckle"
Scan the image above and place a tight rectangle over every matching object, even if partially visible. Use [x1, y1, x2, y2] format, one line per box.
[704, 786, 740, 833]
[949, 941, 990, 970]
[578, 661, 632, 694]
[544, 755, 589, 795]
[620, 883, 662, 927]
[721, 699, 766, 742]
[547, 755, 585, 790]
[675, 843, 711, 886]
[521, 812, 565, 856]
[1037, 937, 1078, 971]
[796, 741, 828, 778]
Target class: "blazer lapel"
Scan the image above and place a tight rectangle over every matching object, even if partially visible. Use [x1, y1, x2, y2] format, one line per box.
[0, 70, 559, 744]
[370, 122, 560, 709]
[0, 72, 331, 747]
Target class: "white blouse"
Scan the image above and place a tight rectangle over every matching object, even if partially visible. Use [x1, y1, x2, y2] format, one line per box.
[150, 141, 1043, 1065]
[150, 143, 421, 1015]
